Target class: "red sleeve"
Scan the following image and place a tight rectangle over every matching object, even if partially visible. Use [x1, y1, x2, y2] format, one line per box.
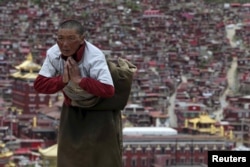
[79, 78, 115, 98]
[34, 75, 66, 94]
[34, 75, 115, 98]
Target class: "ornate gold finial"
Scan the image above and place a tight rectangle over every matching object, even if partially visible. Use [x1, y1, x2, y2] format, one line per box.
[146, 145, 152, 151]
[13, 52, 41, 72]
[185, 145, 190, 150]
[33, 116, 37, 128]
[194, 145, 199, 150]
[220, 126, 224, 137]
[165, 144, 170, 150]
[176, 144, 180, 150]
[184, 119, 188, 128]
[156, 144, 161, 150]
[26, 52, 33, 61]
[17, 109, 23, 115]
[136, 145, 142, 151]
[126, 145, 132, 151]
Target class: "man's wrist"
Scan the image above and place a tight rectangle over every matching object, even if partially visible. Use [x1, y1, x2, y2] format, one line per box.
[61, 76, 68, 84]
[74, 78, 82, 85]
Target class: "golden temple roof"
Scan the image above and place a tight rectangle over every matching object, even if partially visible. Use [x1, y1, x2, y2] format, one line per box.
[5, 162, 16, 167]
[21, 72, 39, 79]
[0, 142, 5, 148]
[0, 141, 13, 158]
[15, 52, 41, 71]
[189, 112, 216, 124]
[11, 52, 41, 79]
[39, 144, 57, 157]
[0, 151, 13, 158]
[11, 71, 39, 80]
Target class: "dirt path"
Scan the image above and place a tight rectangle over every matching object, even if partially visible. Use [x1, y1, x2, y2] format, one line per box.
[168, 25, 239, 126]
[213, 26, 238, 121]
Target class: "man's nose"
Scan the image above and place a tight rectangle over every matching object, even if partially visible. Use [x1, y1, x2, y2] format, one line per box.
[62, 41, 68, 46]
[60, 39, 71, 46]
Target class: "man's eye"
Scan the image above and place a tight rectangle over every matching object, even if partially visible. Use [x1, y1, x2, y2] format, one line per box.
[56, 36, 77, 43]
[68, 37, 76, 41]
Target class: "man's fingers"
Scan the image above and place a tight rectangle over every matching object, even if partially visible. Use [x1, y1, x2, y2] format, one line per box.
[68, 57, 77, 65]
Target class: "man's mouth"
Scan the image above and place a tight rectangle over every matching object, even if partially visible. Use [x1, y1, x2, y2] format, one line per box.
[62, 49, 70, 53]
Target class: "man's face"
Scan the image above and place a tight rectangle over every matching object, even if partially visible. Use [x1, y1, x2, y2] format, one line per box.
[56, 28, 84, 57]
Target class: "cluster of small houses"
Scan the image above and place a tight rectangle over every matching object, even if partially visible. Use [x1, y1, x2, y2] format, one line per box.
[0, 0, 250, 166]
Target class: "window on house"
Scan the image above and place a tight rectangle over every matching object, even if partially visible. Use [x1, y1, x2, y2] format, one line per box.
[29, 106, 36, 112]
[245, 112, 249, 117]
[30, 96, 35, 102]
[180, 157, 185, 164]
[238, 112, 242, 117]
[171, 158, 175, 165]
[199, 157, 204, 163]
[29, 85, 35, 92]
[141, 157, 147, 167]
[166, 159, 170, 166]
[39, 96, 45, 102]
[131, 158, 137, 167]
